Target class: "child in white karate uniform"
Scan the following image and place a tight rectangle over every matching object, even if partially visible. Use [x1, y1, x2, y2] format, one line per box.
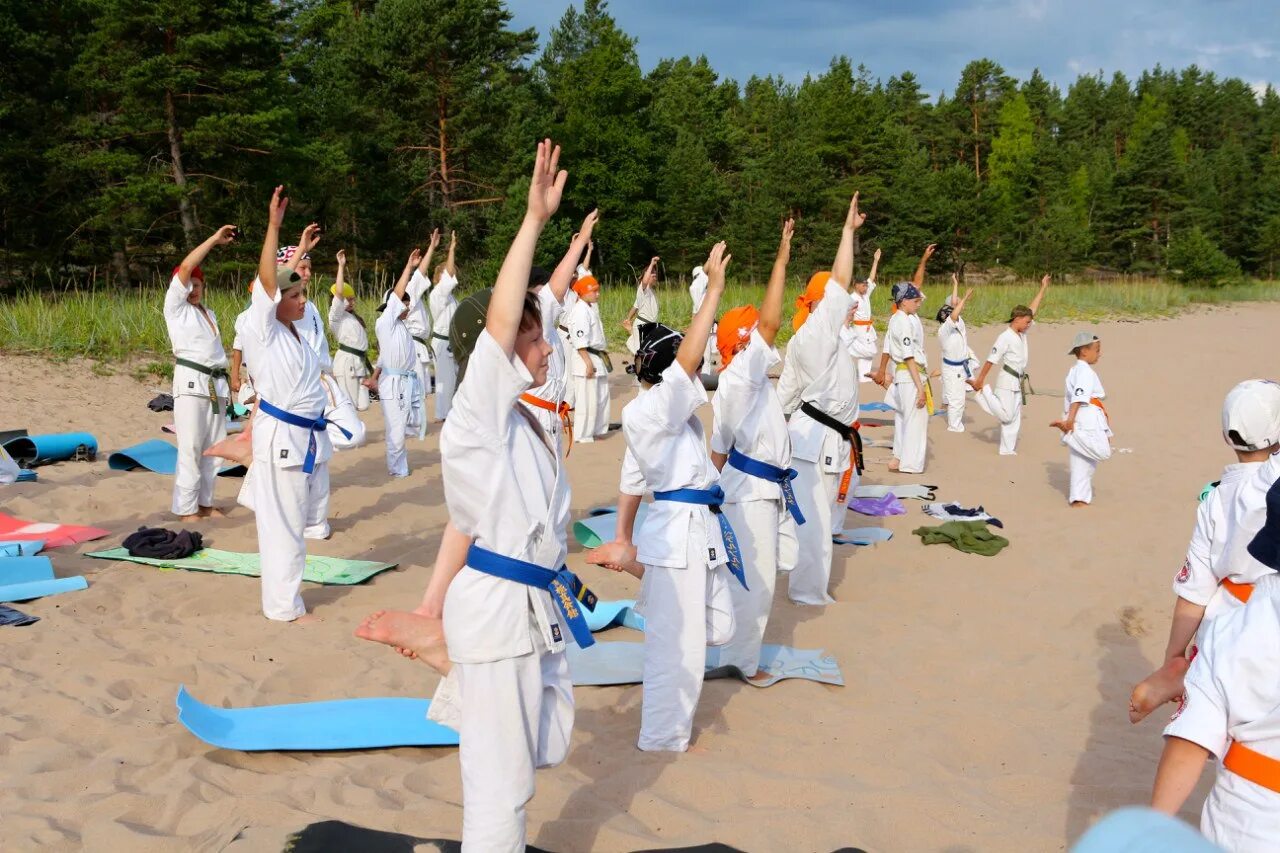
[328, 250, 371, 412]
[590, 241, 737, 752]
[165, 224, 237, 521]
[368, 250, 425, 478]
[937, 275, 976, 432]
[624, 256, 660, 355]
[566, 273, 610, 443]
[1130, 379, 1280, 724]
[872, 282, 930, 475]
[847, 247, 881, 382]
[1151, 472, 1280, 853]
[969, 274, 1051, 455]
[1052, 332, 1112, 506]
[710, 219, 800, 681]
[775, 194, 866, 605]
[406, 229, 441, 428]
[428, 231, 460, 422]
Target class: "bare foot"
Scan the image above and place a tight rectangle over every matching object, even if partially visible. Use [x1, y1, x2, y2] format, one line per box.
[356, 610, 451, 674]
[177, 513, 201, 523]
[197, 506, 226, 518]
[1129, 657, 1191, 724]
[1070, 501, 1089, 508]
[586, 541, 645, 578]
[745, 671, 772, 684]
[887, 459, 901, 472]
[293, 612, 322, 625]
[205, 432, 253, 466]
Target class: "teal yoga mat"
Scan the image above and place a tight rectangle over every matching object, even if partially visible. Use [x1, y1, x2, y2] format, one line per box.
[0, 540, 45, 557]
[0, 557, 57, 585]
[176, 686, 459, 751]
[832, 527, 894, 546]
[573, 505, 651, 549]
[3, 432, 97, 466]
[0, 576, 88, 603]
[86, 547, 396, 585]
[567, 641, 844, 688]
[108, 439, 247, 477]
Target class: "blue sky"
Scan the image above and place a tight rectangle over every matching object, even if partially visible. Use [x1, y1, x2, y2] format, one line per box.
[507, 0, 1278, 98]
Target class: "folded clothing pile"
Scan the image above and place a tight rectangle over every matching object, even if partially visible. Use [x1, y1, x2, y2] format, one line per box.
[922, 502, 1003, 529]
[912, 521, 1009, 556]
[122, 526, 203, 560]
[148, 394, 175, 412]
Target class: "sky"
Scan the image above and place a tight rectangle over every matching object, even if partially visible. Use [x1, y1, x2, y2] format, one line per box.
[506, 0, 1279, 98]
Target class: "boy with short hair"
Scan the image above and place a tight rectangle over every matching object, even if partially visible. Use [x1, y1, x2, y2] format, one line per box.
[1051, 332, 1112, 506]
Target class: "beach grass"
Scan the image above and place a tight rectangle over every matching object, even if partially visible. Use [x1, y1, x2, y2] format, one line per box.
[1, 272, 1277, 369]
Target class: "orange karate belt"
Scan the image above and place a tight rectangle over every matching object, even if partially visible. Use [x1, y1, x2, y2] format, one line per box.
[1224, 741, 1280, 794]
[519, 393, 573, 452]
[1222, 578, 1254, 604]
[837, 420, 863, 504]
[852, 318, 874, 328]
[1090, 396, 1110, 424]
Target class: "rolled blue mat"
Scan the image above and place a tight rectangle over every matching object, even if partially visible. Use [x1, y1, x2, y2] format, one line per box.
[0, 575, 88, 603]
[176, 686, 459, 751]
[108, 439, 246, 477]
[0, 540, 45, 557]
[2, 432, 98, 465]
[0, 557, 55, 585]
[16, 470, 37, 483]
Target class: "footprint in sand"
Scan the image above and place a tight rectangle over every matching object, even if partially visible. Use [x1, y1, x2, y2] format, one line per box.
[1120, 606, 1149, 637]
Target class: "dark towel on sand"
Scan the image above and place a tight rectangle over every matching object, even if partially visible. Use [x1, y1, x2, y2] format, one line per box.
[123, 526, 203, 559]
[0, 604, 40, 626]
[148, 394, 174, 412]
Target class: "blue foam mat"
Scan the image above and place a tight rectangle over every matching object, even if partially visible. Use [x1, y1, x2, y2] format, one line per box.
[0, 576, 88, 603]
[16, 470, 37, 483]
[586, 599, 645, 632]
[176, 686, 459, 751]
[832, 527, 894, 546]
[3, 432, 97, 465]
[567, 641, 844, 688]
[108, 439, 246, 477]
[0, 557, 57, 585]
[0, 540, 45, 557]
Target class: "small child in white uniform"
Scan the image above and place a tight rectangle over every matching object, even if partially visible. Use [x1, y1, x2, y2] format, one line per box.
[969, 274, 1051, 455]
[1051, 332, 1112, 506]
[872, 282, 930, 474]
[936, 275, 976, 432]
[566, 273, 610, 443]
[624, 256, 660, 355]
[847, 247, 881, 382]
[328, 250, 371, 412]
[428, 231, 460, 422]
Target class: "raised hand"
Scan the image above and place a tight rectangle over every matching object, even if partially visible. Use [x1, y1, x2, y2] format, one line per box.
[213, 225, 238, 246]
[298, 222, 321, 253]
[873, 247, 882, 263]
[641, 256, 660, 285]
[269, 186, 288, 228]
[427, 228, 441, 253]
[778, 217, 795, 260]
[923, 243, 937, 260]
[704, 241, 731, 292]
[406, 248, 422, 270]
[336, 249, 346, 267]
[526, 138, 567, 224]
[449, 230, 458, 250]
[845, 192, 867, 231]
[579, 210, 600, 244]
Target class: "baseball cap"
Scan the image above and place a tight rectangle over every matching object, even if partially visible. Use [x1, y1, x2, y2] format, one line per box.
[1222, 379, 1280, 451]
[1067, 331, 1099, 354]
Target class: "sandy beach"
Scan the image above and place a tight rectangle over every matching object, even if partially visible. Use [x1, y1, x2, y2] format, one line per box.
[3, 302, 1277, 852]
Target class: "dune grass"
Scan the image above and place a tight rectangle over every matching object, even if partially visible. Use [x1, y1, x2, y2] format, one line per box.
[1, 272, 1276, 375]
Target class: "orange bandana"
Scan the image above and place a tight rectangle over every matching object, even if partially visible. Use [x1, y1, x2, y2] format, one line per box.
[717, 305, 759, 368]
[572, 275, 598, 298]
[792, 271, 830, 330]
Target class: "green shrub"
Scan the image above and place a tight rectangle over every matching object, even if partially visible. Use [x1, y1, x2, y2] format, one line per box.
[1167, 227, 1242, 287]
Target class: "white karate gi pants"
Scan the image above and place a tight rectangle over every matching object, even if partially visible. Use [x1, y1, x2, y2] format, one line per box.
[432, 338, 457, 422]
[572, 375, 609, 443]
[172, 394, 226, 516]
[975, 385, 1022, 454]
[886, 383, 928, 474]
[941, 366, 968, 432]
[412, 339, 433, 434]
[331, 350, 370, 411]
[455, 642, 573, 853]
[254, 460, 325, 621]
[638, 525, 735, 752]
[1064, 428, 1112, 504]
[720, 498, 793, 676]
[377, 372, 415, 477]
[787, 457, 841, 605]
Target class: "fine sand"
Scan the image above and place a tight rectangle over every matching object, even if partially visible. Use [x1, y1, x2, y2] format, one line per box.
[2, 303, 1277, 852]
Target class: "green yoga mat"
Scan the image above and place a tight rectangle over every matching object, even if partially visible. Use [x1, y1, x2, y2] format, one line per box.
[85, 548, 396, 585]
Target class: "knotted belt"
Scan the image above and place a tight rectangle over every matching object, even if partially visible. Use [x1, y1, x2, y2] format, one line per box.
[520, 393, 574, 451]
[256, 399, 351, 473]
[800, 401, 863, 502]
[1002, 364, 1033, 403]
[652, 485, 747, 589]
[337, 343, 373, 374]
[727, 447, 806, 525]
[175, 357, 228, 412]
[943, 356, 971, 378]
[465, 543, 597, 648]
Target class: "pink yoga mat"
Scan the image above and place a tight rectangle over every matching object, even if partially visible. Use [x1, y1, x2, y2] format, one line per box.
[0, 512, 110, 548]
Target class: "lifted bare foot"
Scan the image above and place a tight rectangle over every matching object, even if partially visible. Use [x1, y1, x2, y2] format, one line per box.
[1129, 657, 1191, 724]
[356, 610, 451, 674]
[205, 432, 253, 466]
[586, 541, 645, 579]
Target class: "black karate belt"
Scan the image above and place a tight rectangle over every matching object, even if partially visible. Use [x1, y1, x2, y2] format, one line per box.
[412, 334, 430, 348]
[175, 357, 229, 412]
[800, 401, 862, 474]
[585, 347, 614, 373]
[338, 343, 373, 374]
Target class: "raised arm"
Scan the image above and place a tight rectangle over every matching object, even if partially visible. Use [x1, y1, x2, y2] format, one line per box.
[177, 225, 237, 285]
[443, 230, 458, 277]
[258, 186, 288, 299]
[328, 251, 347, 329]
[288, 223, 321, 272]
[832, 193, 865, 289]
[912, 243, 936, 288]
[417, 229, 441, 277]
[488, 139, 566, 353]
[952, 282, 975, 321]
[1029, 273, 1050, 314]
[394, 248, 422, 302]
[549, 211, 599, 302]
[677, 242, 729, 376]
[583, 239, 594, 272]
[759, 218, 793, 346]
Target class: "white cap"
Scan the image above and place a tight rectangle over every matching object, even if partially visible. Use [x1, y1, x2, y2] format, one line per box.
[1222, 379, 1280, 451]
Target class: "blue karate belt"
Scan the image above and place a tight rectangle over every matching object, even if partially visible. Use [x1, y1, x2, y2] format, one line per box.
[651, 485, 748, 590]
[726, 446, 806, 526]
[943, 357, 971, 378]
[465, 544, 598, 648]
[257, 398, 351, 474]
